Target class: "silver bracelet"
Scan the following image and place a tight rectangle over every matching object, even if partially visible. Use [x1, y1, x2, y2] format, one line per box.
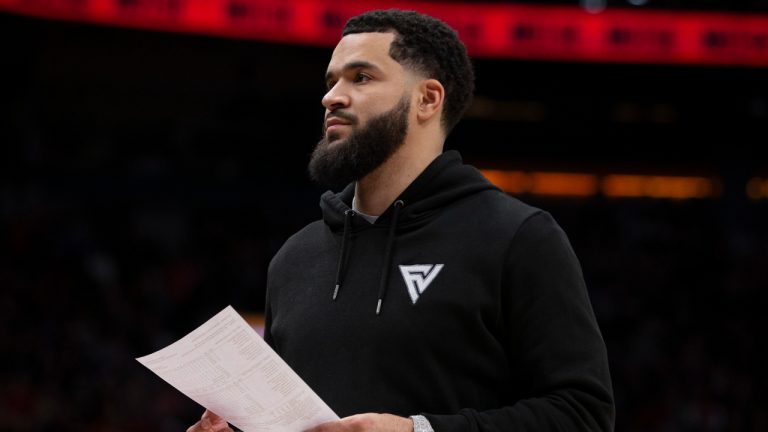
[409, 415, 435, 432]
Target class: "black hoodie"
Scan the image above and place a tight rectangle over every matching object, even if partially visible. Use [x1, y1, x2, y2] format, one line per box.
[265, 151, 615, 432]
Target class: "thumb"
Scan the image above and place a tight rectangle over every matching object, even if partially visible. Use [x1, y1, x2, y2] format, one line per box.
[200, 418, 212, 430]
[201, 410, 233, 432]
[202, 409, 222, 421]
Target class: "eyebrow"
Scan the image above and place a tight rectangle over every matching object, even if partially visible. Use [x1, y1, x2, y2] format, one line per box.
[325, 60, 381, 82]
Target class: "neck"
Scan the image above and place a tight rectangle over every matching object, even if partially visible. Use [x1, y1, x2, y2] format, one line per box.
[354, 138, 442, 216]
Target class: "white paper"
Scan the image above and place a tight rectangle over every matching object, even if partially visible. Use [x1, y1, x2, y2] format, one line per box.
[136, 305, 338, 432]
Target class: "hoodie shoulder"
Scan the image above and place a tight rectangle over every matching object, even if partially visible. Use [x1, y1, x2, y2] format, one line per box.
[268, 219, 329, 273]
[474, 188, 545, 232]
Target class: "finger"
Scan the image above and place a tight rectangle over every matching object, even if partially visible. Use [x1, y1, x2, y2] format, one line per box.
[187, 410, 233, 432]
[304, 419, 344, 432]
[186, 418, 208, 432]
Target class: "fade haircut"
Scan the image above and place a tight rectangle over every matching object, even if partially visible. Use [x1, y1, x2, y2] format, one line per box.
[342, 9, 475, 134]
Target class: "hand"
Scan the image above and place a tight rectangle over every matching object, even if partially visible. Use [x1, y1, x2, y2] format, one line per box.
[305, 413, 413, 432]
[186, 410, 233, 432]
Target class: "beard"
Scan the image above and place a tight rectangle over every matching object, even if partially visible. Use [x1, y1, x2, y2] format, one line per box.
[308, 96, 410, 189]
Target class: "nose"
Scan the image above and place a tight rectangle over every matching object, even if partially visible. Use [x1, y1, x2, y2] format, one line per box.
[322, 82, 351, 111]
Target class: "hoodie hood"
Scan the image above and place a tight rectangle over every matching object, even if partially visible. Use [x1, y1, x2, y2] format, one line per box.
[319, 150, 498, 230]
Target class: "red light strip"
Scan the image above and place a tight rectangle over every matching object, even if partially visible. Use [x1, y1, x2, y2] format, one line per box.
[2, 0, 768, 66]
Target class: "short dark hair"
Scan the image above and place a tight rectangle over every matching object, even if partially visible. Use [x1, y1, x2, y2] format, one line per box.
[342, 9, 474, 134]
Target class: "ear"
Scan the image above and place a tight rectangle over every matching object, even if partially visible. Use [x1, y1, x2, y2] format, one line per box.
[415, 79, 445, 124]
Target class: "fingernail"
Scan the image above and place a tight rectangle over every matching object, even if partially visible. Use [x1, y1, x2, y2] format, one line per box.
[201, 419, 211, 430]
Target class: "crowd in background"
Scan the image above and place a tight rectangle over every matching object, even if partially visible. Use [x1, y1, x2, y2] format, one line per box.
[2, 163, 766, 431]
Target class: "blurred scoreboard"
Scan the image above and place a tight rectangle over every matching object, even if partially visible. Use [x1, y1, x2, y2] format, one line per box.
[1, 0, 767, 66]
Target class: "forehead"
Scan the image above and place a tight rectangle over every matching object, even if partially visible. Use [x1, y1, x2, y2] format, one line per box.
[326, 32, 400, 75]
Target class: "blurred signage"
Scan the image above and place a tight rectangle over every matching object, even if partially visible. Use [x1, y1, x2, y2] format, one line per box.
[2, 0, 767, 66]
[481, 169, 723, 200]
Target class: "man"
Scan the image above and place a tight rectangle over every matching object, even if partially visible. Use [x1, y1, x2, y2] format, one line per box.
[189, 9, 614, 432]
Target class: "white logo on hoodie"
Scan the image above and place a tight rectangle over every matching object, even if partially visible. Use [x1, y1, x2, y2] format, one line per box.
[399, 264, 444, 304]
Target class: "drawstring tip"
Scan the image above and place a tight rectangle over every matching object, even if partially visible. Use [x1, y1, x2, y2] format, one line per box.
[376, 298, 382, 315]
[332, 284, 339, 300]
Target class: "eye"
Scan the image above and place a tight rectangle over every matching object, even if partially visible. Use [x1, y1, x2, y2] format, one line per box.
[353, 73, 371, 84]
[325, 79, 337, 91]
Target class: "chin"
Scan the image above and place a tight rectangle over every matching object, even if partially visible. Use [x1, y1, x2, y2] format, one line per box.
[326, 134, 346, 146]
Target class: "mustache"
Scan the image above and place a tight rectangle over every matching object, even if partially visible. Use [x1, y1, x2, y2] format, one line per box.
[324, 110, 358, 131]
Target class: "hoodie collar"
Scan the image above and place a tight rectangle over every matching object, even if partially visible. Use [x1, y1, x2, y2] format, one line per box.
[320, 150, 498, 230]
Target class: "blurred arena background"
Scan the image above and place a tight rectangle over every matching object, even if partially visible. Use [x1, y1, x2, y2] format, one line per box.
[1, 0, 767, 430]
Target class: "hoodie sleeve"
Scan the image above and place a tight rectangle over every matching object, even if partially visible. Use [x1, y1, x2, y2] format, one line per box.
[263, 292, 274, 349]
[423, 211, 615, 432]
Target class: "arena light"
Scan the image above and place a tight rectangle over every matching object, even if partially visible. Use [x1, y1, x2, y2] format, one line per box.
[1, 0, 767, 66]
[530, 172, 599, 197]
[746, 177, 768, 200]
[602, 174, 720, 199]
[481, 170, 722, 200]
[481, 170, 530, 195]
[481, 170, 599, 198]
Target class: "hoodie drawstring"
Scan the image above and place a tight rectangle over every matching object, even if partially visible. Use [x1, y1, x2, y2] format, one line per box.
[376, 200, 404, 315]
[332, 209, 354, 300]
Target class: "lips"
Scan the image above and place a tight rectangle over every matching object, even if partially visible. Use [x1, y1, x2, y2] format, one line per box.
[325, 117, 350, 129]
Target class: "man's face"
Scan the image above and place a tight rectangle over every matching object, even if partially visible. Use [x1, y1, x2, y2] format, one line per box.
[308, 32, 413, 188]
